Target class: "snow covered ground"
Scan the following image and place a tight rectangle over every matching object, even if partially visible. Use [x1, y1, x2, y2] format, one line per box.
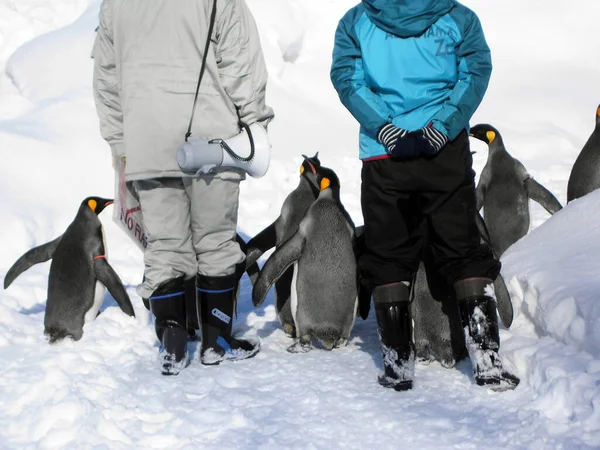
[1, 0, 599, 448]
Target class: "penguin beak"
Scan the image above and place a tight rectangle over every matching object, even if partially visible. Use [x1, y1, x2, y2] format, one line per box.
[469, 133, 474, 137]
[105, 200, 114, 207]
[301, 154, 318, 174]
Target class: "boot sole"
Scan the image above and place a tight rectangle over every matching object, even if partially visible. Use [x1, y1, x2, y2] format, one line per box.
[201, 343, 261, 366]
[378, 375, 413, 391]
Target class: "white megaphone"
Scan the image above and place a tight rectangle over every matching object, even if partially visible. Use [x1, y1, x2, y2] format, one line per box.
[177, 123, 271, 178]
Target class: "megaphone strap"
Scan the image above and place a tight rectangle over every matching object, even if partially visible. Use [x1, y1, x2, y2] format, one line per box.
[212, 124, 255, 163]
[185, 0, 218, 142]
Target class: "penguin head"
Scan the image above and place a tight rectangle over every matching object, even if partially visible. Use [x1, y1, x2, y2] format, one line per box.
[469, 124, 501, 146]
[596, 104, 600, 126]
[317, 166, 341, 193]
[83, 197, 114, 215]
[300, 153, 321, 196]
[300, 152, 320, 177]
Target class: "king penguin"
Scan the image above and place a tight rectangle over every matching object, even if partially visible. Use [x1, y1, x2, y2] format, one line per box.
[245, 153, 321, 337]
[4, 197, 135, 343]
[252, 167, 358, 352]
[567, 105, 600, 202]
[470, 124, 563, 257]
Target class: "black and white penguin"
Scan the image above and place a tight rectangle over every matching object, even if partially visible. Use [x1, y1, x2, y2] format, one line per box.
[470, 124, 563, 257]
[252, 167, 358, 352]
[567, 105, 600, 202]
[245, 153, 321, 336]
[4, 197, 135, 343]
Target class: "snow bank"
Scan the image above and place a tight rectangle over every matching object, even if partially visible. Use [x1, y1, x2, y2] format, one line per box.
[502, 189, 600, 357]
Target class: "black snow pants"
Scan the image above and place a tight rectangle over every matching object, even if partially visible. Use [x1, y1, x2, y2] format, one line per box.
[360, 130, 500, 288]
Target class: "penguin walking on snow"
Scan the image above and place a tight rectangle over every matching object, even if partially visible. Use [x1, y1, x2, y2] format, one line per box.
[245, 153, 322, 337]
[252, 167, 358, 352]
[470, 124, 563, 257]
[567, 105, 600, 202]
[4, 197, 135, 343]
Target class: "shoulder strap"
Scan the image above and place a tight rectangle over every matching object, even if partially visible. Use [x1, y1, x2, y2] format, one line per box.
[185, 0, 218, 141]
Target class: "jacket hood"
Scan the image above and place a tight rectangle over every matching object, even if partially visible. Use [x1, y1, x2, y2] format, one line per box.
[362, 0, 456, 38]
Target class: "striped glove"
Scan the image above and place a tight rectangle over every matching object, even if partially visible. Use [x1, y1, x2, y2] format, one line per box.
[419, 126, 448, 156]
[377, 123, 409, 155]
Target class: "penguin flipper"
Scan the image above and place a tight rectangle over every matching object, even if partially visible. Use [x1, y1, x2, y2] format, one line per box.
[474, 211, 514, 327]
[235, 233, 260, 286]
[245, 222, 277, 268]
[354, 225, 371, 320]
[475, 211, 492, 247]
[524, 177, 563, 215]
[93, 258, 135, 317]
[494, 274, 514, 328]
[475, 183, 485, 212]
[4, 235, 62, 289]
[252, 233, 305, 307]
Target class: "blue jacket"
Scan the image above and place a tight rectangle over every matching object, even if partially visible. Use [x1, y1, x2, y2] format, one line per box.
[330, 0, 492, 160]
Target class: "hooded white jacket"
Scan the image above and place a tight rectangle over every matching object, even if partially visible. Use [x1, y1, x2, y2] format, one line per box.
[92, 0, 274, 181]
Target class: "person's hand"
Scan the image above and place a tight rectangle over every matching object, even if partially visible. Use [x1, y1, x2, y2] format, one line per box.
[378, 123, 425, 159]
[418, 126, 448, 157]
[377, 123, 409, 155]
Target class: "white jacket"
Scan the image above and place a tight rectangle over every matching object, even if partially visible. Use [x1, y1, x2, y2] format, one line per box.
[92, 0, 274, 181]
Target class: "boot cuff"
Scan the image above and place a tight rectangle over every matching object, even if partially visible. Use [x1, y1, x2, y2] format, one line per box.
[454, 277, 493, 301]
[196, 273, 237, 292]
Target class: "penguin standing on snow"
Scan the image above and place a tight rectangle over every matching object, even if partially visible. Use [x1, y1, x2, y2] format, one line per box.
[567, 105, 600, 202]
[470, 124, 563, 257]
[4, 197, 135, 343]
[252, 167, 358, 352]
[245, 153, 321, 337]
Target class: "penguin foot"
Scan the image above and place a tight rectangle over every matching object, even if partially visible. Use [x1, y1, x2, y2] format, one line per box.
[417, 355, 435, 365]
[282, 323, 296, 338]
[416, 347, 434, 365]
[287, 339, 312, 353]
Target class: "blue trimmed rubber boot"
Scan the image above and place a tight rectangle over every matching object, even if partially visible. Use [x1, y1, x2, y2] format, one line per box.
[149, 277, 189, 375]
[196, 273, 260, 365]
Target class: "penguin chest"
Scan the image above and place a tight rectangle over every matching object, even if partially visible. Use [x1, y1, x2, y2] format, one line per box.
[290, 262, 299, 326]
[84, 225, 108, 324]
[84, 281, 106, 324]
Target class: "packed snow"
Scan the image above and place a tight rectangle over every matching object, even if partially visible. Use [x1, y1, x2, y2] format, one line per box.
[1, 0, 599, 448]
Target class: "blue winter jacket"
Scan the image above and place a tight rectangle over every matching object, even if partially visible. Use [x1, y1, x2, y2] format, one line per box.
[330, 0, 492, 160]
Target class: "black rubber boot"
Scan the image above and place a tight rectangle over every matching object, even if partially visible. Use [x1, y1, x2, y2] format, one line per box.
[149, 277, 189, 375]
[196, 273, 260, 365]
[373, 282, 415, 391]
[455, 278, 520, 391]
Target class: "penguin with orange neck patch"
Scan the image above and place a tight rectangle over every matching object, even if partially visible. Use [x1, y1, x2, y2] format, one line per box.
[4, 197, 135, 343]
[252, 167, 358, 352]
[245, 153, 322, 337]
[470, 124, 562, 257]
[567, 105, 600, 202]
